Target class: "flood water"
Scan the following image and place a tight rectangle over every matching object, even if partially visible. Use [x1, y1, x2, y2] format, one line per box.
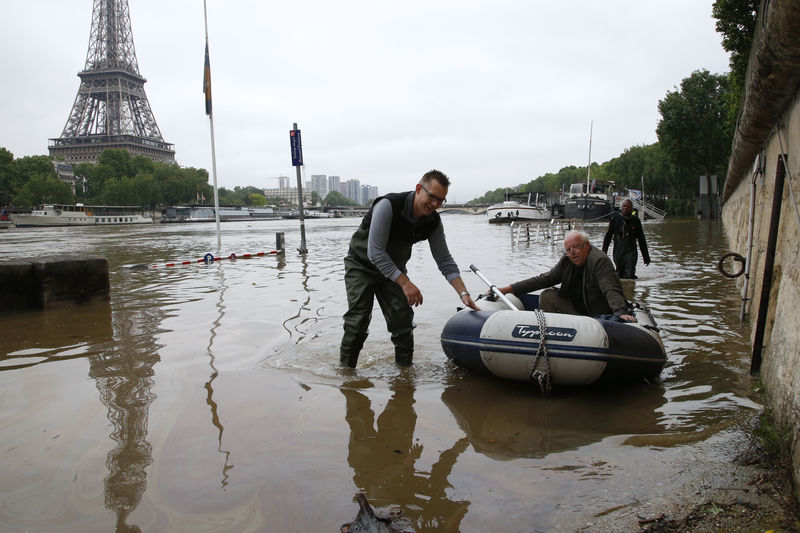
[0, 215, 761, 532]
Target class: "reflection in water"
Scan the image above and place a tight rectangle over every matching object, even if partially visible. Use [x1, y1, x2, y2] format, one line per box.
[205, 266, 233, 489]
[281, 254, 317, 344]
[88, 301, 161, 533]
[341, 379, 469, 532]
[441, 376, 666, 460]
[0, 302, 114, 371]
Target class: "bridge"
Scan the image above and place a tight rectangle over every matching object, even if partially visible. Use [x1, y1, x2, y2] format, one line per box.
[324, 204, 490, 216]
[437, 204, 489, 215]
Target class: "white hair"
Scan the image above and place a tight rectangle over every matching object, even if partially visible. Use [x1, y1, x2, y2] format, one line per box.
[565, 230, 590, 244]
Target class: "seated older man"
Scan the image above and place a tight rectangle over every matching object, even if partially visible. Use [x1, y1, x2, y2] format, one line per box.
[493, 230, 636, 322]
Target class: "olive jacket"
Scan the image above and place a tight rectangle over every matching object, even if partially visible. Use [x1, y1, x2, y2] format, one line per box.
[509, 245, 629, 316]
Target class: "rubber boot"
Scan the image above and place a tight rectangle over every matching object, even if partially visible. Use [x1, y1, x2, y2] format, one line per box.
[392, 331, 414, 366]
[340, 330, 367, 368]
[340, 351, 359, 368]
[394, 352, 413, 367]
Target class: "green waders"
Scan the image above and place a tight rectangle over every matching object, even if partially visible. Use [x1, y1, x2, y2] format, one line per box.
[340, 257, 415, 368]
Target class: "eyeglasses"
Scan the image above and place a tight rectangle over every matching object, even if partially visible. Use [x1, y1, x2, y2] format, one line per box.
[564, 242, 588, 254]
[420, 184, 447, 205]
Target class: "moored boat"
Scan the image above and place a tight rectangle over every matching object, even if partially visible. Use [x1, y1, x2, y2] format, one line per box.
[563, 180, 615, 220]
[487, 193, 553, 224]
[441, 293, 666, 387]
[13, 204, 153, 227]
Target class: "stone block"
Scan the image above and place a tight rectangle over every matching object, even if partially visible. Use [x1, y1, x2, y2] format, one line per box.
[0, 256, 109, 312]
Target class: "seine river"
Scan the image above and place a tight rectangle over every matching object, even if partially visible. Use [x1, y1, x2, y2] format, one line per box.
[0, 215, 760, 532]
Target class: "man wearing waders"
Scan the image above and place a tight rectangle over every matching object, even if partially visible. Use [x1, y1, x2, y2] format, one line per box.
[339, 170, 479, 368]
[602, 198, 651, 279]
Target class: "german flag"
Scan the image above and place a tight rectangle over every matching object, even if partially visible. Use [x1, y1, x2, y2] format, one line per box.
[203, 42, 212, 116]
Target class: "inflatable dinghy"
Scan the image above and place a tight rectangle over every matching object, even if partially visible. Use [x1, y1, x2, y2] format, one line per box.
[440, 293, 666, 387]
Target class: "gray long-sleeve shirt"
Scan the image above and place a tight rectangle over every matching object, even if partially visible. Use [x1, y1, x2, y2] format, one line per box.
[366, 196, 461, 283]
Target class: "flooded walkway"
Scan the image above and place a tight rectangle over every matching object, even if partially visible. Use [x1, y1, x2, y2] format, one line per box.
[0, 216, 760, 532]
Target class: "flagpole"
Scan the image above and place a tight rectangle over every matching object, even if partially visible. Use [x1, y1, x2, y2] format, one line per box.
[203, 0, 222, 252]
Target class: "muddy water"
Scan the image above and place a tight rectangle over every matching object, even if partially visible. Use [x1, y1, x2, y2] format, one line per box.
[0, 216, 760, 532]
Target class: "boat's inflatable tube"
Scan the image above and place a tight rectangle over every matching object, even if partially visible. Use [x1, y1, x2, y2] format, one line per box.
[440, 295, 666, 386]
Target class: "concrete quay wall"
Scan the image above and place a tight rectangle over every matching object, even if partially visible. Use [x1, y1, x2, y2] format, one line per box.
[0, 256, 110, 311]
[720, 0, 800, 490]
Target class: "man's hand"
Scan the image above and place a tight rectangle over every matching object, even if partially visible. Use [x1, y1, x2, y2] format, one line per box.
[461, 293, 480, 311]
[397, 276, 423, 307]
[620, 314, 637, 322]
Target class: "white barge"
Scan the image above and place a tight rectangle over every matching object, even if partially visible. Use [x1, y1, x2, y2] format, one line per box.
[13, 204, 153, 227]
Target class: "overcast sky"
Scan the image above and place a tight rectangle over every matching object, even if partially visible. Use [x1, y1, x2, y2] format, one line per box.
[0, 1, 730, 202]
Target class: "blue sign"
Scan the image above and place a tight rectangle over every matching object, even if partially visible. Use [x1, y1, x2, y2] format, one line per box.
[290, 129, 303, 166]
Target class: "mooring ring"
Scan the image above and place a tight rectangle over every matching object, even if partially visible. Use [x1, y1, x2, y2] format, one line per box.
[717, 252, 746, 278]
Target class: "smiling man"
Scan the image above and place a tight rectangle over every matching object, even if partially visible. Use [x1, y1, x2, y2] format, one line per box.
[494, 230, 636, 322]
[340, 170, 479, 368]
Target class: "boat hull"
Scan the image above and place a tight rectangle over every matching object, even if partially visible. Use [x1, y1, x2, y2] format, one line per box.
[13, 211, 153, 227]
[486, 203, 552, 224]
[441, 296, 666, 386]
[563, 196, 613, 220]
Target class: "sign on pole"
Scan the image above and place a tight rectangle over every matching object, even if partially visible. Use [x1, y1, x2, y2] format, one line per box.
[290, 124, 308, 253]
[290, 129, 303, 167]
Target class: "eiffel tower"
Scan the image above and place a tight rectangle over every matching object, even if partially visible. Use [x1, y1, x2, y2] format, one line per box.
[49, 0, 175, 164]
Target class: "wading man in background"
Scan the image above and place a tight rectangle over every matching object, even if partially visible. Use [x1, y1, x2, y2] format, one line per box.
[602, 198, 651, 279]
[340, 170, 479, 368]
[491, 230, 635, 322]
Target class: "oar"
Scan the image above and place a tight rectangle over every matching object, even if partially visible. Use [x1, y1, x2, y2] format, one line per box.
[469, 264, 520, 310]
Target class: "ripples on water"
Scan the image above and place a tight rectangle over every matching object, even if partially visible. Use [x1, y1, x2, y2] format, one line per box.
[0, 216, 762, 532]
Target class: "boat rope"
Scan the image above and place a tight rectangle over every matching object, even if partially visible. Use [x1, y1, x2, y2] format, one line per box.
[529, 308, 552, 394]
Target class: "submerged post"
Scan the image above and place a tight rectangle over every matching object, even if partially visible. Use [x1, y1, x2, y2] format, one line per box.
[276, 232, 285, 254]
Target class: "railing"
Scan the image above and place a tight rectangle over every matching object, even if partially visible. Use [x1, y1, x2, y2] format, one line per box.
[631, 198, 667, 220]
[510, 219, 583, 247]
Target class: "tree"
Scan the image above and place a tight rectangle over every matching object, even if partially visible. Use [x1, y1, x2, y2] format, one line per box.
[603, 144, 671, 197]
[712, 0, 758, 91]
[325, 190, 360, 206]
[656, 70, 732, 196]
[712, 0, 758, 129]
[13, 175, 73, 207]
[98, 149, 133, 177]
[0, 148, 17, 206]
[248, 193, 266, 206]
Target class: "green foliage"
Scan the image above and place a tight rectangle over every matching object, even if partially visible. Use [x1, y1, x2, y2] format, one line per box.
[325, 190, 360, 206]
[603, 144, 672, 196]
[753, 409, 794, 462]
[665, 197, 699, 216]
[248, 193, 267, 206]
[712, 0, 758, 91]
[13, 175, 74, 206]
[215, 186, 271, 206]
[0, 148, 217, 208]
[0, 147, 18, 206]
[712, 0, 758, 139]
[656, 70, 732, 192]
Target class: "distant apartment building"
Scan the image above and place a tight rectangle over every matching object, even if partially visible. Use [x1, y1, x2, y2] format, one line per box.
[278, 176, 289, 189]
[263, 187, 311, 206]
[361, 185, 379, 205]
[310, 174, 328, 198]
[328, 176, 340, 198]
[344, 179, 361, 203]
[52, 161, 76, 195]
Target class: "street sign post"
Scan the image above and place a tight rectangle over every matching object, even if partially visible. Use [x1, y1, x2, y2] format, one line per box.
[290, 124, 308, 253]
